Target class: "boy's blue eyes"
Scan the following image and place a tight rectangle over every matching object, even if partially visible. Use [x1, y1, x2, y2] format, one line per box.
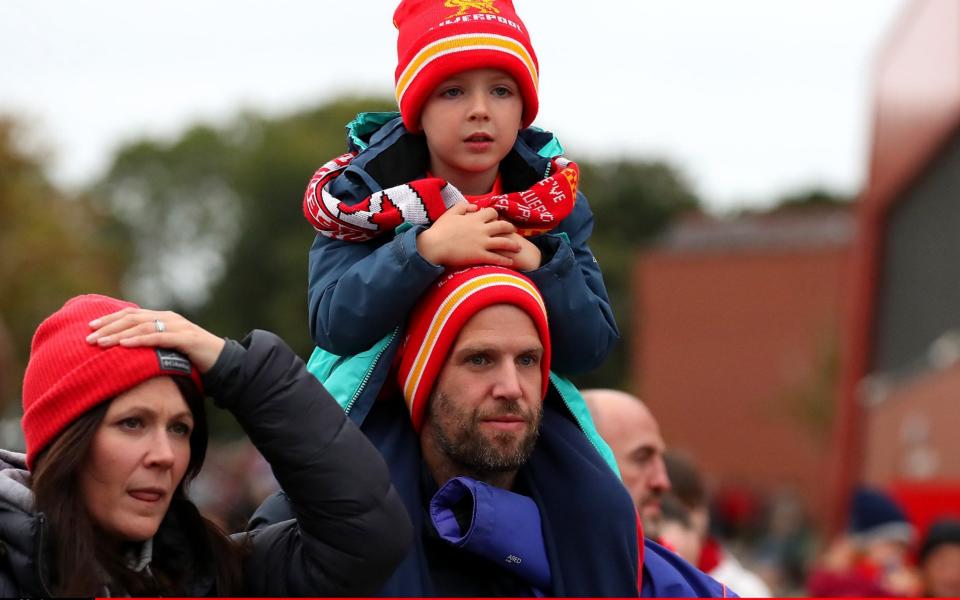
[438, 86, 514, 98]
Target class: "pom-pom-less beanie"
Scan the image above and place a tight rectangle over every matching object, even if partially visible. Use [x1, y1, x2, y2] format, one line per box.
[396, 266, 551, 432]
[21, 294, 201, 469]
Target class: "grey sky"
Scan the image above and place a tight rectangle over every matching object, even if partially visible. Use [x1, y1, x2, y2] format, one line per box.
[0, 0, 904, 210]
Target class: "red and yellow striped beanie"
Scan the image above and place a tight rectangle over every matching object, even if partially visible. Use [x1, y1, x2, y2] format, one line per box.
[397, 266, 551, 432]
[393, 0, 540, 131]
[21, 294, 202, 469]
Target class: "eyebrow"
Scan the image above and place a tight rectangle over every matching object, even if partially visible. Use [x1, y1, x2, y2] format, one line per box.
[454, 344, 544, 357]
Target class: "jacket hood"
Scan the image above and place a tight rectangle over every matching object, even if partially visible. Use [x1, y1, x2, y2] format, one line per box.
[0, 450, 33, 513]
[335, 112, 566, 200]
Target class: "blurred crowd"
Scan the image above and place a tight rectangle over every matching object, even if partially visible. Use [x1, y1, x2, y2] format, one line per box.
[580, 388, 960, 598]
[191, 440, 279, 534]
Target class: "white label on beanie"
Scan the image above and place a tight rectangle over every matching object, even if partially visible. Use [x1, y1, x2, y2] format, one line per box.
[156, 349, 192, 374]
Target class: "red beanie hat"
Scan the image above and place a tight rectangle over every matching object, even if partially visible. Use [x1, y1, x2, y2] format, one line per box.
[21, 294, 202, 469]
[396, 266, 551, 432]
[393, 0, 540, 131]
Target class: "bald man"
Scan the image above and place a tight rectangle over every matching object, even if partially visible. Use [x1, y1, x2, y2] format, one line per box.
[583, 389, 671, 538]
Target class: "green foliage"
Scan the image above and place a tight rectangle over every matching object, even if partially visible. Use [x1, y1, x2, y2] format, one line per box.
[0, 117, 128, 412]
[732, 187, 852, 218]
[93, 98, 396, 358]
[91, 98, 396, 435]
[199, 100, 394, 356]
[773, 187, 852, 211]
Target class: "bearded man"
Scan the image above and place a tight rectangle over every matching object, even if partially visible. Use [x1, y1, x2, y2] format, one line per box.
[254, 266, 730, 597]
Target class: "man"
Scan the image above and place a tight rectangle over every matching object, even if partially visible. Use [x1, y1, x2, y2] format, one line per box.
[254, 266, 729, 597]
[585, 390, 756, 597]
[583, 389, 671, 537]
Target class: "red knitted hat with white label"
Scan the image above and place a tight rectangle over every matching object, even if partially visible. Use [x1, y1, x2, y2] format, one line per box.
[393, 0, 540, 131]
[21, 294, 202, 469]
[396, 266, 551, 432]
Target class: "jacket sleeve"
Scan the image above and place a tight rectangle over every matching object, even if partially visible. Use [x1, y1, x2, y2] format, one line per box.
[525, 192, 619, 374]
[308, 226, 444, 355]
[204, 332, 413, 596]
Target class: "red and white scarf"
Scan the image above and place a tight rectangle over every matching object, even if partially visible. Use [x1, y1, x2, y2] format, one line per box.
[303, 152, 579, 242]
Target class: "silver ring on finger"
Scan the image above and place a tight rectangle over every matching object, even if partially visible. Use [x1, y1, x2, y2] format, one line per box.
[154, 319, 166, 334]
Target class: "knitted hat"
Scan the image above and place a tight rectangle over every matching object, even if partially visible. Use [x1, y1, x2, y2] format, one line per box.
[919, 518, 960, 563]
[21, 294, 202, 469]
[397, 266, 550, 432]
[393, 0, 539, 131]
[848, 486, 916, 546]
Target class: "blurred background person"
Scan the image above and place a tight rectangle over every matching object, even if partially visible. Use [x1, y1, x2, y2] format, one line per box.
[658, 492, 704, 565]
[665, 450, 772, 597]
[918, 518, 960, 598]
[582, 388, 671, 538]
[807, 486, 921, 597]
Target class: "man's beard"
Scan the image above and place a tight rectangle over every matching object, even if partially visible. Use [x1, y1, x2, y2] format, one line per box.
[428, 390, 543, 475]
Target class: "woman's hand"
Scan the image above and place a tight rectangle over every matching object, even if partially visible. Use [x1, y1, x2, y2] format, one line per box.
[85, 308, 225, 373]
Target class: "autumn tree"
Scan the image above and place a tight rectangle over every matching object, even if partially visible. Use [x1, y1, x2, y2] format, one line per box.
[0, 117, 128, 413]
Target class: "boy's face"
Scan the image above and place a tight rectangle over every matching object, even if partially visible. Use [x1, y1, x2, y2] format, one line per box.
[419, 68, 523, 195]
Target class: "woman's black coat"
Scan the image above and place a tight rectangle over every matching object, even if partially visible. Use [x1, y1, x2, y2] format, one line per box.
[0, 330, 412, 595]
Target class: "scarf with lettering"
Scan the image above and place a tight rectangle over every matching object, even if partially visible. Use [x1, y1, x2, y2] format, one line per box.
[303, 152, 579, 242]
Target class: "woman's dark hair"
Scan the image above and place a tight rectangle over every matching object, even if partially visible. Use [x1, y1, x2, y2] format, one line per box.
[32, 376, 246, 596]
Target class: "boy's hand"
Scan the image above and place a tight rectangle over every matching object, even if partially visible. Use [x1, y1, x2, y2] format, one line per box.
[417, 204, 520, 267]
[495, 233, 542, 272]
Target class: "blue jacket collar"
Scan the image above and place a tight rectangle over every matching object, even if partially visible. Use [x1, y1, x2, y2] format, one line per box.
[339, 112, 566, 195]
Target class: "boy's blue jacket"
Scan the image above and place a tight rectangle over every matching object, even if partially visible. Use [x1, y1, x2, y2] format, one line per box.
[307, 113, 618, 375]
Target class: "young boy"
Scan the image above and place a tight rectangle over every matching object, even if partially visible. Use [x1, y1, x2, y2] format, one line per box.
[302, 0, 617, 375]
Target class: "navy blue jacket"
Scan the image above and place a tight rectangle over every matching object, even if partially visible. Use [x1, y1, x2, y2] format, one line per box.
[306, 113, 618, 374]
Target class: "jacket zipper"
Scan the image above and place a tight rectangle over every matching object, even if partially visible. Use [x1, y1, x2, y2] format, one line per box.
[344, 326, 399, 415]
[551, 378, 609, 465]
[35, 514, 54, 597]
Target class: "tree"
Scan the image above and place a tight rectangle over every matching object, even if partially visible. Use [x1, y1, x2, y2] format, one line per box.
[92, 98, 396, 436]
[93, 98, 396, 359]
[0, 117, 128, 413]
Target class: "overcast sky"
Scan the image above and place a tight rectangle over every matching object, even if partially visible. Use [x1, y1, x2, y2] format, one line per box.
[1, 0, 905, 211]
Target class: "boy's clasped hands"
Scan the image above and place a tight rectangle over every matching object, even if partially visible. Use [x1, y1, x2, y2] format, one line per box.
[415, 203, 542, 271]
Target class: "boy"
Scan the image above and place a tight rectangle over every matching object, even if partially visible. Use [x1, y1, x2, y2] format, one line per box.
[302, 0, 616, 375]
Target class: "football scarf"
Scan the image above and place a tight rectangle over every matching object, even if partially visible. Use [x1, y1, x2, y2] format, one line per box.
[303, 152, 579, 242]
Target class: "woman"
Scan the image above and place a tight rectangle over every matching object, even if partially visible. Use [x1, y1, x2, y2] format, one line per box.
[4, 294, 412, 596]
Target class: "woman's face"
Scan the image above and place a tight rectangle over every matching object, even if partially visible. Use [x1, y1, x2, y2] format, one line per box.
[80, 376, 193, 542]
